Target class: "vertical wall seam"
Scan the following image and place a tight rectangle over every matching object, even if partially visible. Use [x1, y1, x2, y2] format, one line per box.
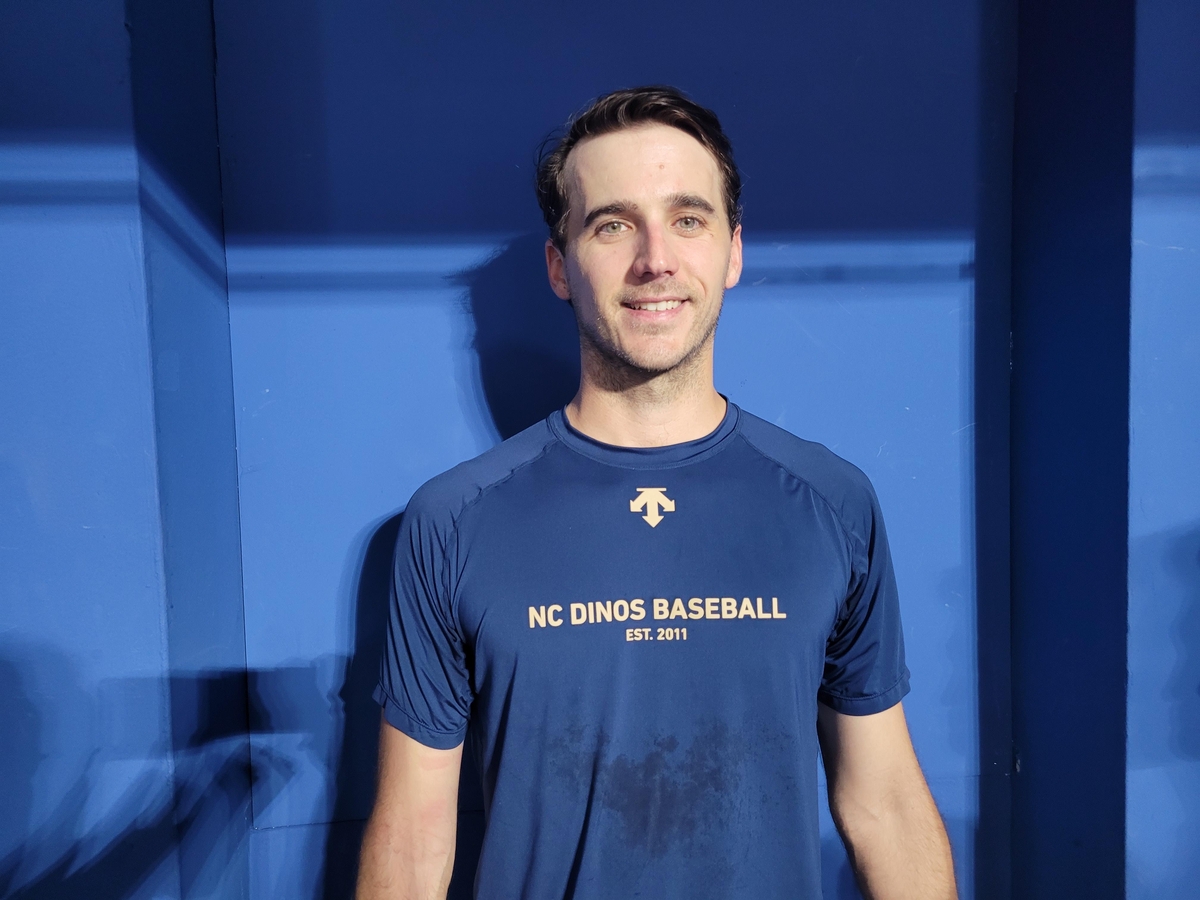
[205, 0, 261, 844]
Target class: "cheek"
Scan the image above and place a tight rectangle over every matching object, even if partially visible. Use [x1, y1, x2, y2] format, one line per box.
[563, 259, 588, 298]
[563, 264, 601, 315]
[568, 251, 622, 299]
[681, 245, 730, 287]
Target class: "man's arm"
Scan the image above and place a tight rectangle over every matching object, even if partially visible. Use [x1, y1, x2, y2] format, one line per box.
[356, 718, 462, 900]
[817, 701, 957, 900]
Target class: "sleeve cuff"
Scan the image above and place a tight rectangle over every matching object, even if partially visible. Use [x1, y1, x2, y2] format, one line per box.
[373, 684, 467, 750]
[817, 669, 910, 716]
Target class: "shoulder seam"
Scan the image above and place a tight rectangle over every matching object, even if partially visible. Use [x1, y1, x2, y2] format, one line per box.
[451, 434, 560, 529]
[734, 431, 861, 568]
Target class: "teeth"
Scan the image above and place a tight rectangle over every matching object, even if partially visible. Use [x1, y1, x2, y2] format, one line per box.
[630, 299, 682, 312]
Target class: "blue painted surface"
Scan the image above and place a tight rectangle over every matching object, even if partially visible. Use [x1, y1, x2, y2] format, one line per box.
[0, 20, 183, 900]
[1, 2, 248, 898]
[36, 0, 1200, 896]
[205, 3, 994, 898]
[4, 0, 1195, 894]
[1009, 0, 1133, 896]
[211, 0, 980, 240]
[129, 3, 252, 896]
[1126, 3, 1200, 895]
[0, 141, 185, 898]
[718, 238, 981, 891]
[970, 6, 1017, 897]
[222, 234, 982, 899]
[1126, 149, 1200, 892]
[0, 0, 134, 139]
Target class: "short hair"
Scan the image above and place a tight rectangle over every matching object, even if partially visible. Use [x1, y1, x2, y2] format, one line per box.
[535, 86, 742, 252]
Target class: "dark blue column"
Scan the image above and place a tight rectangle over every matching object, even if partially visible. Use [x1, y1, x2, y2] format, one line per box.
[1010, 0, 1133, 896]
[973, 1, 1017, 897]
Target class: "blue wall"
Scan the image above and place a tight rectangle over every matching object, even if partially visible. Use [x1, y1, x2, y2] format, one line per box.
[212, 1, 979, 240]
[0, 137, 184, 897]
[4, 1, 1197, 898]
[1126, 2, 1200, 896]
[1, 2, 182, 896]
[209, 3, 996, 898]
[222, 235, 983, 900]
[1, 2, 249, 898]
[129, 0, 253, 895]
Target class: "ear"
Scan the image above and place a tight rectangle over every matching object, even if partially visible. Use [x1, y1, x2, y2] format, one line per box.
[545, 239, 572, 301]
[724, 224, 743, 290]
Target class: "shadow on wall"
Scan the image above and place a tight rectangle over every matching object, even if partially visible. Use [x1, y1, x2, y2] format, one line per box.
[0, 231, 580, 899]
[0, 654, 41, 898]
[458, 233, 580, 441]
[1164, 528, 1200, 761]
[312, 235, 581, 897]
[0, 643, 322, 900]
[1128, 521, 1200, 763]
[1126, 522, 1200, 896]
[317, 514, 398, 899]
[318, 511, 482, 900]
[454, 231, 581, 896]
[1144, 524, 1200, 761]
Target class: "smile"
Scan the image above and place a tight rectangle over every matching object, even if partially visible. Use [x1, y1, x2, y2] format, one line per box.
[624, 298, 685, 312]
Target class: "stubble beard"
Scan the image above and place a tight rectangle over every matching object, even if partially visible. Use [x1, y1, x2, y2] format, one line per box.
[572, 284, 725, 398]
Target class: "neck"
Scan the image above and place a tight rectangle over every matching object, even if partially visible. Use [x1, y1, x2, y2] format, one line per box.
[564, 342, 727, 447]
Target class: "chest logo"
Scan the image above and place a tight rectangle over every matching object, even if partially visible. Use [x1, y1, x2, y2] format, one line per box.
[630, 487, 675, 528]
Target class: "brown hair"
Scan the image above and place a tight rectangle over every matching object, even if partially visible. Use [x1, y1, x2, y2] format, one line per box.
[535, 86, 742, 252]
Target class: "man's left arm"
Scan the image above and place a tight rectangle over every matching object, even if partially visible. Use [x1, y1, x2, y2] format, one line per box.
[817, 700, 957, 900]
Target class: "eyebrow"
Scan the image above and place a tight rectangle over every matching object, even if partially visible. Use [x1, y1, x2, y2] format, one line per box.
[582, 201, 637, 229]
[665, 192, 717, 215]
[581, 192, 718, 228]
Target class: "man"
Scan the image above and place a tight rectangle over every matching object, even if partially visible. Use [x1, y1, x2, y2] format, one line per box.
[357, 86, 957, 900]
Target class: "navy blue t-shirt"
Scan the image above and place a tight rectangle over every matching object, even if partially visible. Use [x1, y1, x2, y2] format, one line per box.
[375, 402, 909, 899]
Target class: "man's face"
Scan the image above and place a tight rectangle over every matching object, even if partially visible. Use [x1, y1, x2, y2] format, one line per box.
[546, 123, 742, 379]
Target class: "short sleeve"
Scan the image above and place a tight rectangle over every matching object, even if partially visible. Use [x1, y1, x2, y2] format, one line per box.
[818, 482, 910, 715]
[374, 498, 473, 749]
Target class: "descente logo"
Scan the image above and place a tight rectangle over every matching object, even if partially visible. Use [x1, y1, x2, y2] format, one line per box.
[630, 487, 674, 527]
[528, 596, 786, 628]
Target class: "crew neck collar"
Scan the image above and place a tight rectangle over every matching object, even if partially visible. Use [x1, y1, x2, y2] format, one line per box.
[548, 400, 741, 469]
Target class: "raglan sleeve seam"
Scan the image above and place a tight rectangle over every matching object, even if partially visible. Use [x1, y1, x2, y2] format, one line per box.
[736, 433, 859, 593]
[432, 439, 561, 716]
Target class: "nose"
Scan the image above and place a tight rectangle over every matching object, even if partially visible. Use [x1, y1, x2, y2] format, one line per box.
[631, 220, 679, 281]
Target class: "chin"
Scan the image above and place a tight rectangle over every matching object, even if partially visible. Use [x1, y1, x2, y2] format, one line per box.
[583, 323, 711, 378]
[620, 345, 700, 376]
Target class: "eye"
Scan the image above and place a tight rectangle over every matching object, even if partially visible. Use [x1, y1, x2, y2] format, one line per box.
[598, 220, 627, 235]
[676, 215, 702, 231]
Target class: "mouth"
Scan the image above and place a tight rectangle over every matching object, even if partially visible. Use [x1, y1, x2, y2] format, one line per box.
[622, 297, 686, 313]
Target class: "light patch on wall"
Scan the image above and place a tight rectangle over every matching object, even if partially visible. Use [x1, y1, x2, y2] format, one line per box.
[1127, 142, 1200, 899]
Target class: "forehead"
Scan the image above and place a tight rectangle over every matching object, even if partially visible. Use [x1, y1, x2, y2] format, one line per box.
[563, 123, 723, 208]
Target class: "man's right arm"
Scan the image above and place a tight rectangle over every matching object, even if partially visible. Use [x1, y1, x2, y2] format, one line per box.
[356, 718, 463, 900]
